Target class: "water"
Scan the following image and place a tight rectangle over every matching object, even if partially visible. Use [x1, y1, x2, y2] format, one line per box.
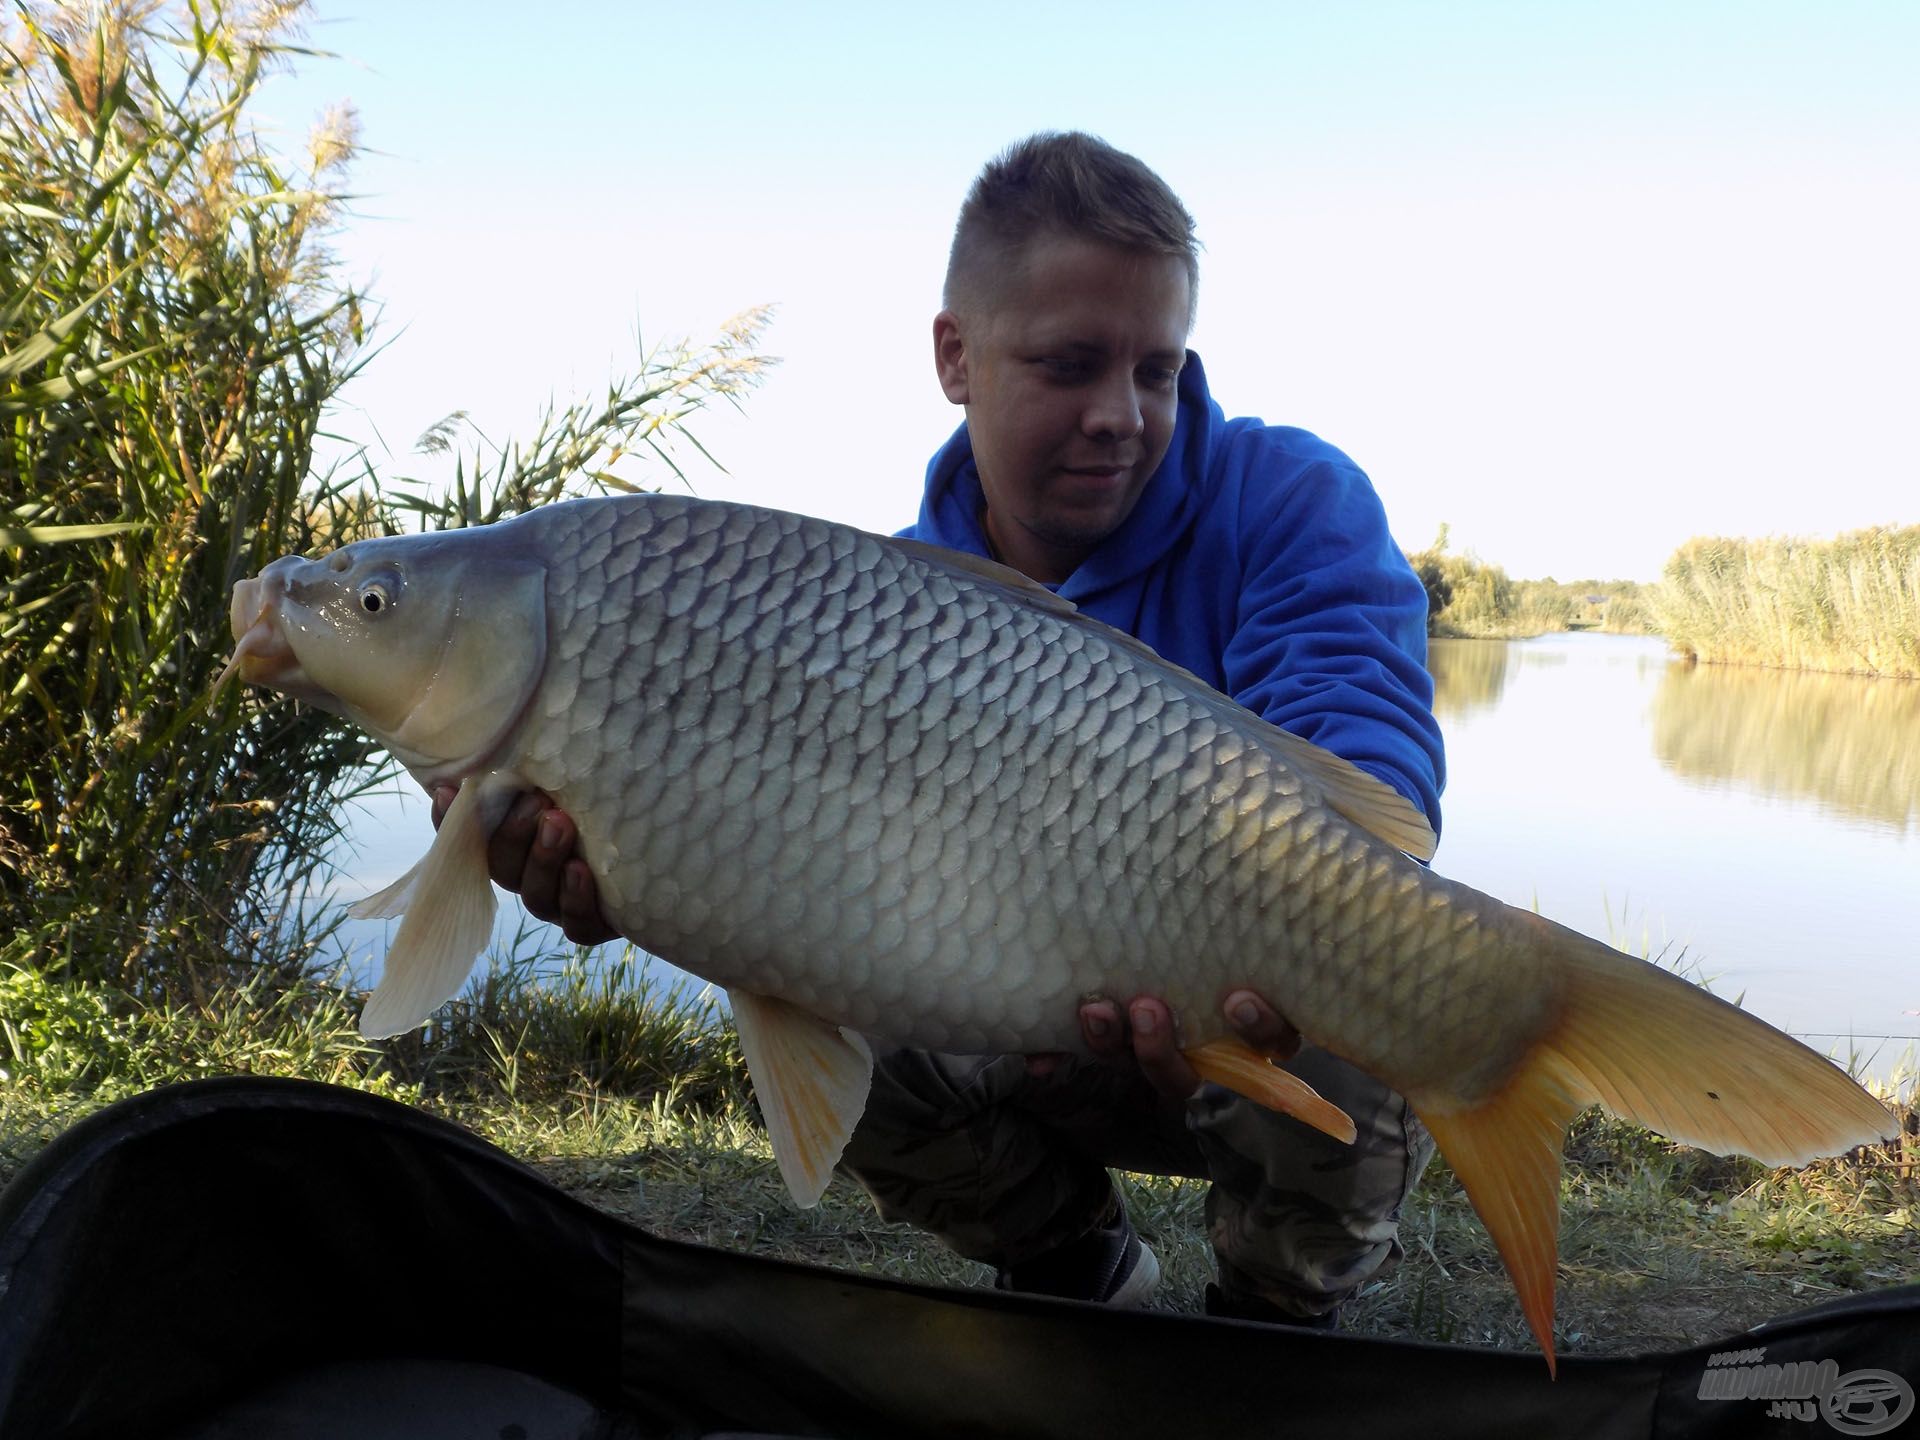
[1429, 633, 1918, 1086]
[322, 632, 1918, 1085]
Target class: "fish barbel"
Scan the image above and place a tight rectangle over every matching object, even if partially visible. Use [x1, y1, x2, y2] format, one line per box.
[222, 493, 1893, 1370]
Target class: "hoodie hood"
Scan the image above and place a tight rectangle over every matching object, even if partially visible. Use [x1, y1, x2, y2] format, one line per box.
[910, 351, 1225, 605]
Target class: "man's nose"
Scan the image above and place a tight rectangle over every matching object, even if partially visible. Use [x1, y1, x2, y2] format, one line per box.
[1082, 373, 1144, 442]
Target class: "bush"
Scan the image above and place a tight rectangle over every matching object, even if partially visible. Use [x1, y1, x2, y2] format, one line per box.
[1, 1, 382, 991]
[1, 3, 771, 1013]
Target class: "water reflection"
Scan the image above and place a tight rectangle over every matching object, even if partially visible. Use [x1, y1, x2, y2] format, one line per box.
[1652, 662, 1920, 834]
[1426, 639, 1516, 719]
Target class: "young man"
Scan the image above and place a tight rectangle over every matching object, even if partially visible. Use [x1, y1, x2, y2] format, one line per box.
[461, 132, 1445, 1327]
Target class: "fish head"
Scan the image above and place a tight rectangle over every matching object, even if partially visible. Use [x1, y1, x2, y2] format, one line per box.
[222, 530, 548, 782]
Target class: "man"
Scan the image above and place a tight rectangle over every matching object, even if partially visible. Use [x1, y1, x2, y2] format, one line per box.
[455, 132, 1445, 1328]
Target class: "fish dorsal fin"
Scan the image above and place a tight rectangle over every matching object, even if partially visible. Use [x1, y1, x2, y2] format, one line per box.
[357, 776, 520, 1039]
[882, 535, 1436, 862]
[1251, 725, 1437, 862]
[730, 989, 873, 1207]
[884, 536, 1082, 620]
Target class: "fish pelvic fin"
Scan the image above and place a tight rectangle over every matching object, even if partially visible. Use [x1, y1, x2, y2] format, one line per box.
[730, 989, 873, 1208]
[357, 777, 516, 1039]
[1412, 914, 1899, 1376]
[1185, 1037, 1357, 1144]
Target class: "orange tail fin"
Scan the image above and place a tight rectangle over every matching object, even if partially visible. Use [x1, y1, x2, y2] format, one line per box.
[1411, 913, 1896, 1376]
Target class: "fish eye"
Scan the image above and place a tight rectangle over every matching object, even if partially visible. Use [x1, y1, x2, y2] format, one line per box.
[357, 575, 397, 616]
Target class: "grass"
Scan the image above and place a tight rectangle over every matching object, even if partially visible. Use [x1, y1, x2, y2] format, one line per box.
[1655, 527, 1920, 679]
[4, 953, 1912, 1362]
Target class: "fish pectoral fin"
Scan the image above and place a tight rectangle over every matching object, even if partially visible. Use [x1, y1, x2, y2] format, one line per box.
[1184, 1038, 1357, 1144]
[1412, 1074, 1574, 1379]
[730, 989, 873, 1208]
[357, 778, 511, 1039]
[348, 858, 425, 920]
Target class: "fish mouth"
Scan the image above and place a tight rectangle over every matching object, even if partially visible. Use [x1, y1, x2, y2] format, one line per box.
[215, 568, 316, 696]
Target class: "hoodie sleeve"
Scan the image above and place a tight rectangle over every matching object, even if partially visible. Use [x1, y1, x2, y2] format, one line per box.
[1219, 444, 1446, 835]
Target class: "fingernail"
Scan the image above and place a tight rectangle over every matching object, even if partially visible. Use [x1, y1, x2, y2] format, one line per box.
[1130, 1003, 1157, 1038]
[1232, 997, 1260, 1029]
[1084, 1012, 1112, 1041]
[538, 814, 563, 851]
[565, 864, 585, 895]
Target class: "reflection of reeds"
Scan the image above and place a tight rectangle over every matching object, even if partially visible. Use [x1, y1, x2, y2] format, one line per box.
[1652, 661, 1920, 831]
[1426, 638, 1515, 719]
[1655, 529, 1920, 678]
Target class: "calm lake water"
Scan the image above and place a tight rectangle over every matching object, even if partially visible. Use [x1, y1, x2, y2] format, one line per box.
[327, 632, 1918, 1086]
[1427, 633, 1917, 1086]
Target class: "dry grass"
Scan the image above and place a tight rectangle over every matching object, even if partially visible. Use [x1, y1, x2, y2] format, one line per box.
[466, 1072, 1918, 1362]
[1655, 528, 1920, 678]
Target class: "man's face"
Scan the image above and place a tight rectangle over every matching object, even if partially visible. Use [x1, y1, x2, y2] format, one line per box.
[934, 232, 1191, 583]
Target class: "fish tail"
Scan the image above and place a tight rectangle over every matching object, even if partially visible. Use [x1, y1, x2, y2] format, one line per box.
[1413, 916, 1896, 1376]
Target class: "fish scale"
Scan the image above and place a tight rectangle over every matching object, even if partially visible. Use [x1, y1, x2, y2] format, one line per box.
[493, 495, 1515, 1069]
[225, 490, 1896, 1371]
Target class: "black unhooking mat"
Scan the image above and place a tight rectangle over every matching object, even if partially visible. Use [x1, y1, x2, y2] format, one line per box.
[0, 1078, 1914, 1440]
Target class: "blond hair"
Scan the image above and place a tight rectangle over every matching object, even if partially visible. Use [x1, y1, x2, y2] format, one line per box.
[944, 132, 1200, 326]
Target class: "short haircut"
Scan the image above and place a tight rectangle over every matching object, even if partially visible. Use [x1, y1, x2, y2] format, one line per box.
[943, 131, 1200, 328]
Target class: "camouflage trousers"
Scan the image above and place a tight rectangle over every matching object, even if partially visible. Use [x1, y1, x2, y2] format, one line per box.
[839, 1041, 1435, 1321]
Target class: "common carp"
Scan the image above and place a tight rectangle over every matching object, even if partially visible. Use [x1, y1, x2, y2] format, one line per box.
[222, 493, 1893, 1370]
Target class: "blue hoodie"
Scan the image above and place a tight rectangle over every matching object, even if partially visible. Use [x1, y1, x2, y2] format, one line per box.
[906, 352, 1446, 832]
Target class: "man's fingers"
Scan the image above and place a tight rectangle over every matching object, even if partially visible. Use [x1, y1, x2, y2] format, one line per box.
[1078, 998, 1128, 1058]
[513, 805, 573, 924]
[1222, 988, 1301, 1061]
[429, 784, 456, 831]
[1127, 996, 1200, 1100]
[558, 858, 620, 945]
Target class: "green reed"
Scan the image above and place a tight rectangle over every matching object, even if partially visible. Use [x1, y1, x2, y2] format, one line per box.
[0, 2, 769, 1010]
[1654, 527, 1920, 678]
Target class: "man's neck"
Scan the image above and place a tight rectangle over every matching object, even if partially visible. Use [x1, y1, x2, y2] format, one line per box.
[981, 506, 1082, 585]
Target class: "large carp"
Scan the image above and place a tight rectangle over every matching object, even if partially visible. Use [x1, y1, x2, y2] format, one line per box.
[223, 494, 1892, 1369]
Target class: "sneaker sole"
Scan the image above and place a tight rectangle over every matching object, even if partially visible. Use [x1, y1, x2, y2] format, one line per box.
[1106, 1240, 1161, 1308]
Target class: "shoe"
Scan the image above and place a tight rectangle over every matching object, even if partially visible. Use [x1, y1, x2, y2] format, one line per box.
[1203, 1282, 1341, 1330]
[995, 1201, 1161, 1307]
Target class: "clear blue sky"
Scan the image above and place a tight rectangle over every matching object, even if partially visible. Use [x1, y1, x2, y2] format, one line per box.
[264, 2, 1918, 581]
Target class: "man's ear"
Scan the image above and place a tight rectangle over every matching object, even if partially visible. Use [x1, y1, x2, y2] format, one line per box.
[932, 310, 969, 405]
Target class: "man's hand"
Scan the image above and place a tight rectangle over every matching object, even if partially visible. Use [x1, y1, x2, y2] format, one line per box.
[430, 785, 619, 946]
[1026, 990, 1301, 1101]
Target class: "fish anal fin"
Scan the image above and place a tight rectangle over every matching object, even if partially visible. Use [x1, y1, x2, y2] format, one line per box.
[731, 989, 873, 1208]
[357, 778, 511, 1039]
[1414, 1064, 1579, 1378]
[1185, 1037, 1357, 1144]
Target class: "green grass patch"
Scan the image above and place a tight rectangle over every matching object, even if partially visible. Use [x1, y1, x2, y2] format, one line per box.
[4, 962, 1911, 1362]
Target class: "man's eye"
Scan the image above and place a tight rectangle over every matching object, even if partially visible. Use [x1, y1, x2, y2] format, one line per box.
[1140, 365, 1180, 389]
[1039, 357, 1085, 378]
